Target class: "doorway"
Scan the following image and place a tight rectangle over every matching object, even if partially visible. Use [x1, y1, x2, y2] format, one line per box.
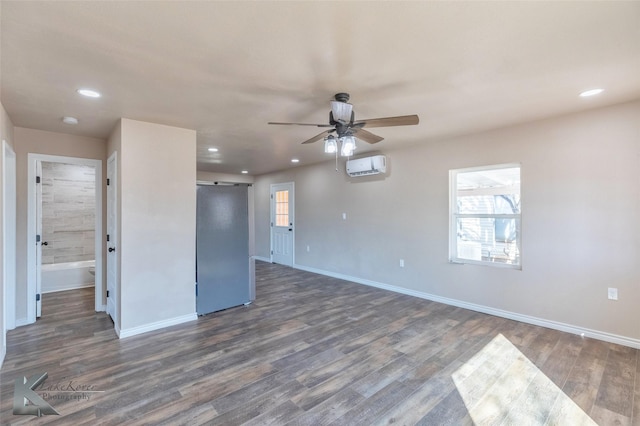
[27, 154, 103, 323]
[270, 182, 294, 267]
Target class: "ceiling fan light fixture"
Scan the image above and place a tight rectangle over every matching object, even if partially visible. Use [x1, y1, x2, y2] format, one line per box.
[330, 101, 353, 123]
[324, 136, 338, 154]
[268, 93, 418, 164]
[340, 136, 356, 157]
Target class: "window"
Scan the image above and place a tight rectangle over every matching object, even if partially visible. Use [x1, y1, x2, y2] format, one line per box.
[450, 164, 521, 268]
[274, 190, 289, 227]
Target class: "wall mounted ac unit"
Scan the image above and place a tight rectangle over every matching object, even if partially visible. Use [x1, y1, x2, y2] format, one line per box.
[346, 155, 387, 177]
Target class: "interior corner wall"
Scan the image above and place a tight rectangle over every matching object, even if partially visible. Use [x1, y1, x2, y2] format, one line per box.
[254, 100, 640, 346]
[13, 127, 106, 325]
[117, 118, 197, 334]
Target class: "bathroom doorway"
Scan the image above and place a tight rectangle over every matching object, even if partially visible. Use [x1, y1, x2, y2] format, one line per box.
[27, 154, 103, 323]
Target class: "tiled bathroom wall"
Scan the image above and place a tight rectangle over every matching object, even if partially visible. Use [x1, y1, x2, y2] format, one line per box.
[41, 162, 96, 264]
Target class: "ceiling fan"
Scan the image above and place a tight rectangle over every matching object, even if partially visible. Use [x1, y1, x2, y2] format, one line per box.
[268, 93, 419, 150]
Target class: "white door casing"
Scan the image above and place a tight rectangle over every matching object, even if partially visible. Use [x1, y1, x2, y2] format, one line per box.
[35, 161, 43, 317]
[270, 182, 294, 267]
[106, 152, 118, 324]
[2, 141, 17, 341]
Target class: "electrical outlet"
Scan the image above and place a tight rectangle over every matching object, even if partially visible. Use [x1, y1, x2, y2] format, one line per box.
[342, 212, 347, 220]
[607, 287, 618, 300]
[306, 245, 310, 252]
[399, 259, 405, 268]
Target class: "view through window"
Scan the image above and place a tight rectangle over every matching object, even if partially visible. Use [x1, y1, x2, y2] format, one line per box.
[450, 164, 521, 268]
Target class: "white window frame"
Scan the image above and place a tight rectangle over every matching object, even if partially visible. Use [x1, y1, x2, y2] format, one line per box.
[449, 163, 521, 269]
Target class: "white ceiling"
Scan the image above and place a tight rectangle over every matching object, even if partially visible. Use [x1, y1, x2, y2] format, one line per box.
[1, 1, 639, 175]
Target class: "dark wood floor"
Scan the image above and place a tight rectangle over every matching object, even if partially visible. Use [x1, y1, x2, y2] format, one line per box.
[1, 261, 638, 425]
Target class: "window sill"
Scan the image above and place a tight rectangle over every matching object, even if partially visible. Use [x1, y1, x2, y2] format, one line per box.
[449, 258, 521, 270]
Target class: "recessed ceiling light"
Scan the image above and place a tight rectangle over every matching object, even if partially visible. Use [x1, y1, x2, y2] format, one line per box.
[62, 116, 78, 125]
[208, 147, 219, 152]
[241, 170, 249, 174]
[77, 88, 101, 98]
[579, 88, 604, 97]
[291, 158, 300, 163]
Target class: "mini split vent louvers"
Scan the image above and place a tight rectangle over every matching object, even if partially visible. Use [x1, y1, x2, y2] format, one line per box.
[346, 155, 387, 177]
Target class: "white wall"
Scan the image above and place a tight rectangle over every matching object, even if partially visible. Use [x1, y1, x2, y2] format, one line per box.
[254, 100, 640, 347]
[110, 119, 197, 336]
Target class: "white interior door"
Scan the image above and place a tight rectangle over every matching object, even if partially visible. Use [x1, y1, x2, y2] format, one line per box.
[270, 182, 294, 266]
[106, 153, 118, 322]
[35, 160, 43, 318]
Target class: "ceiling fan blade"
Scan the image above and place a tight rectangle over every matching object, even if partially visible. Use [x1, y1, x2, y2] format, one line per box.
[301, 129, 333, 144]
[354, 114, 419, 128]
[352, 128, 384, 144]
[268, 121, 333, 128]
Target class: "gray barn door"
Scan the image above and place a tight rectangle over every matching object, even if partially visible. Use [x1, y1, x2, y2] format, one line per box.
[196, 185, 250, 315]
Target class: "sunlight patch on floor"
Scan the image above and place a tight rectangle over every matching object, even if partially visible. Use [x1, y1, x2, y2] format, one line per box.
[452, 334, 596, 425]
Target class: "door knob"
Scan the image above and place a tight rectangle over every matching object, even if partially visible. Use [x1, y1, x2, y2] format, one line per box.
[42, 241, 48, 246]
[108, 247, 116, 253]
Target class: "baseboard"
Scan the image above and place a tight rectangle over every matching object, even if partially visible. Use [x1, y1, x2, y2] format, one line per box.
[253, 256, 271, 263]
[293, 263, 640, 350]
[117, 313, 198, 339]
[42, 284, 95, 294]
